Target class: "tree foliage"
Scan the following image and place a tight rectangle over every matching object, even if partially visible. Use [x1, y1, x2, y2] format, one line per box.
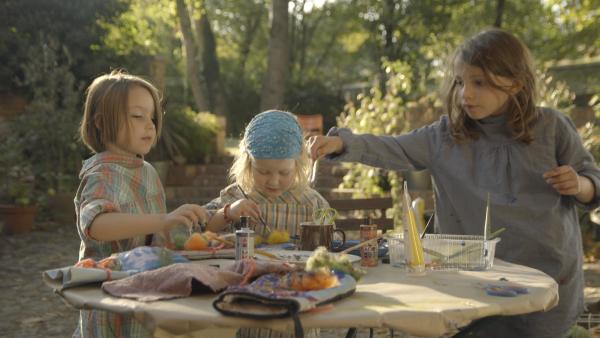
[336, 59, 443, 222]
[2, 0, 598, 140]
[0, 0, 127, 93]
[0, 35, 86, 211]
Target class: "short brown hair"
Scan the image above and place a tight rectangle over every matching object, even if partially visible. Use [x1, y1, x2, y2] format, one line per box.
[442, 28, 538, 144]
[80, 69, 163, 153]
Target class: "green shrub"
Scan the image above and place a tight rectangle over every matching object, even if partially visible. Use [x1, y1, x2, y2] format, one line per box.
[0, 134, 36, 206]
[7, 35, 84, 210]
[337, 60, 414, 222]
[148, 107, 220, 164]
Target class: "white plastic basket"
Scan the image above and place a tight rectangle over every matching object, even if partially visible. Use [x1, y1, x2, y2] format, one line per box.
[421, 234, 500, 271]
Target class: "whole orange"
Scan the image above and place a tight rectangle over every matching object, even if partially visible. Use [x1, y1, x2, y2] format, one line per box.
[184, 233, 208, 250]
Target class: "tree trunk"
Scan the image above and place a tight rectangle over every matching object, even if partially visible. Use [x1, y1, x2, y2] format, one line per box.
[175, 0, 210, 112]
[289, 0, 300, 73]
[379, 0, 397, 94]
[238, 1, 265, 76]
[260, 0, 290, 111]
[195, 9, 228, 118]
[382, 0, 397, 60]
[494, 0, 505, 28]
[302, 2, 326, 77]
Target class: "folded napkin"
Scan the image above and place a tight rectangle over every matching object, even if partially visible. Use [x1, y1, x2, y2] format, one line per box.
[43, 267, 134, 291]
[102, 263, 240, 301]
[43, 246, 189, 291]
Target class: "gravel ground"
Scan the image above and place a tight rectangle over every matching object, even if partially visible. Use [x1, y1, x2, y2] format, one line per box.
[1, 223, 599, 338]
[0, 223, 80, 338]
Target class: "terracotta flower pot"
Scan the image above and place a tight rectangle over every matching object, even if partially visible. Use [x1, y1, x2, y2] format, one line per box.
[0, 204, 37, 235]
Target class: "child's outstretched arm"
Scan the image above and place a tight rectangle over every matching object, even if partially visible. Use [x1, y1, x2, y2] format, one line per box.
[308, 135, 345, 160]
[543, 165, 596, 203]
[88, 204, 208, 241]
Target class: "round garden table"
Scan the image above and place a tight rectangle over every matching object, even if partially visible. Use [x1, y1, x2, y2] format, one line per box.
[50, 258, 558, 337]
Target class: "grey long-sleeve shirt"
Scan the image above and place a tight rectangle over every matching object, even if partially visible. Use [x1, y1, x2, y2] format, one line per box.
[328, 107, 600, 337]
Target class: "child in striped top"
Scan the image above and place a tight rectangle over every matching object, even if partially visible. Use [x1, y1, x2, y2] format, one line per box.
[205, 109, 329, 338]
[206, 110, 330, 239]
[75, 69, 208, 338]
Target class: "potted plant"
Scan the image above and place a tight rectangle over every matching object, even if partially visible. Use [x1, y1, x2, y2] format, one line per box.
[0, 134, 38, 235]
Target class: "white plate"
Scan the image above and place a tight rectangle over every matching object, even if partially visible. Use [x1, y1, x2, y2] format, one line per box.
[257, 249, 360, 265]
[177, 249, 235, 260]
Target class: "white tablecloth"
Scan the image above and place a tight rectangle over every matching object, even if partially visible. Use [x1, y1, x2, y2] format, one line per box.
[52, 259, 558, 337]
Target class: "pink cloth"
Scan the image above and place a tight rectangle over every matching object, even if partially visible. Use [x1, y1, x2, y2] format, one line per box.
[102, 260, 296, 302]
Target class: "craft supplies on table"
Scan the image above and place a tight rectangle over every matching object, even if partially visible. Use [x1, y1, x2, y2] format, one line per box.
[421, 234, 500, 271]
[359, 220, 378, 267]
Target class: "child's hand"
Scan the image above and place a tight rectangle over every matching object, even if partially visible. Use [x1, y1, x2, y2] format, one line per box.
[229, 199, 261, 222]
[543, 166, 581, 195]
[307, 136, 344, 160]
[163, 204, 208, 231]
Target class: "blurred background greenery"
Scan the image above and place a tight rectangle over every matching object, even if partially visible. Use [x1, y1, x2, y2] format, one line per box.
[0, 0, 598, 227]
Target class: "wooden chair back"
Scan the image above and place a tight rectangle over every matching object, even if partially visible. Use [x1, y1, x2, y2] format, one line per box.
[327, 197, 395, 232]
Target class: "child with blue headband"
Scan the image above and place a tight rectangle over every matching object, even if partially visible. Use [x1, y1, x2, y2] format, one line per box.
[205, 110, 328, 338]
[206, 110, 330, 238]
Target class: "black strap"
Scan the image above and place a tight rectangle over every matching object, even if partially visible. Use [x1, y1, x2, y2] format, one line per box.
[290, 308, 304, 338]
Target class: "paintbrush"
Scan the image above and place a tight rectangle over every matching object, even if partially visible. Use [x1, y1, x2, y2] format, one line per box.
[340, 232, 446, 259]
[420, 214, 434, 239]
[446, 227, 506, 260]
[340, 233, 387, 255]
[309, 159, 318, 187]
[484, 192, 491, 240]
[236, 184, 274, 233]
[213, 236, 281, 260]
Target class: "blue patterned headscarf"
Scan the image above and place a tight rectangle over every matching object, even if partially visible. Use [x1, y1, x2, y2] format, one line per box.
[244, 110, 303, 159]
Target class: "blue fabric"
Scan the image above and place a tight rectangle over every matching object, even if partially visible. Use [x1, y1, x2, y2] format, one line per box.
[245, 110, 303, 159]
[117, 246, 189, 273]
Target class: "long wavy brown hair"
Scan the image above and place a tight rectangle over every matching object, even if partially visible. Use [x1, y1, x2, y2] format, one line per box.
[442, 28, 538, 144]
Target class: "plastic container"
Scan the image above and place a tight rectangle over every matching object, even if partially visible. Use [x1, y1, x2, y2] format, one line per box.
[421, 234, 500, 271]
[387, 233, 405, 268]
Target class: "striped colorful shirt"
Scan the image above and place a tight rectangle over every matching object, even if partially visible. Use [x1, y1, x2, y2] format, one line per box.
[205, 183, 330, 238]
[74, 152, 167, 338]
[205, 183, 329, 338]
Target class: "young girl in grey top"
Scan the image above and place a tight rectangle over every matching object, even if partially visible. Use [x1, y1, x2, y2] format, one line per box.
[309, 29, 600, 338]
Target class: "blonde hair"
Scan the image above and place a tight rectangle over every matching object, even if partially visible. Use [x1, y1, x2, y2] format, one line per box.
[80, 69, 163, 153]
[442, 28, 538, 144]
[229, 137, 311, 193]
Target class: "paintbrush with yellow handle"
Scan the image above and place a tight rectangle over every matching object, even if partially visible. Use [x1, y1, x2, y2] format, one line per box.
[340, 232, 446, 259]
[340, 233, 387, 255]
